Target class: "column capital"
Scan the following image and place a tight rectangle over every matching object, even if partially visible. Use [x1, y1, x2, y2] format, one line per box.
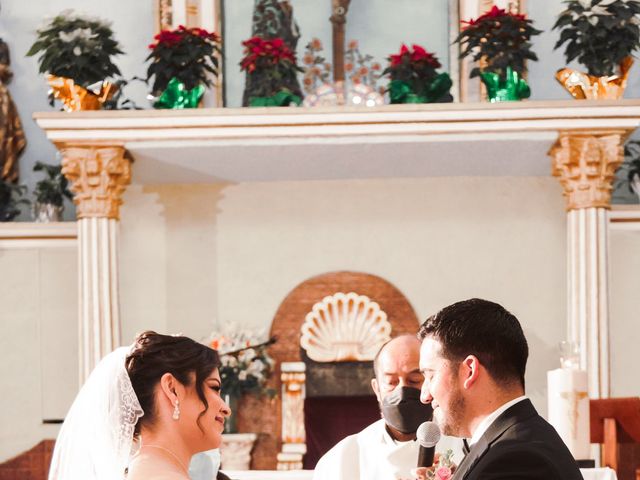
[57, 144, 131, 220]
[550, 130, 629, 211]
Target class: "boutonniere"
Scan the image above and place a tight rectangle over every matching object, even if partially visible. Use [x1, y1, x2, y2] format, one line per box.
[427, 449, 455, 480]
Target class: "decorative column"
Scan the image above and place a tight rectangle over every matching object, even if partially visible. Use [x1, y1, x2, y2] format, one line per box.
[277, 362, 306, 470]
[220, 433, 258, 470]
[58, 144, 132, 383]
[550, 130, 628, 399]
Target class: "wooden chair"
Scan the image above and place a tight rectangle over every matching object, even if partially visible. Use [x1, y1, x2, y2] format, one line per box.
[590, 397, 640, 480]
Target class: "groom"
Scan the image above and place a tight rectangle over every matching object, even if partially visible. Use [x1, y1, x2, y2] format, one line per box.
[416, 298, 582, 480]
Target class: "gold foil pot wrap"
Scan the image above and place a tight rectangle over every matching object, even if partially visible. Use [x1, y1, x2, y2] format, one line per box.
[47, 75, 117, 112]
[555, 57, 633, 100]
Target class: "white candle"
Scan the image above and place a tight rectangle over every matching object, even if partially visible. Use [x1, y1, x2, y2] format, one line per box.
[547, 368, 590, 460]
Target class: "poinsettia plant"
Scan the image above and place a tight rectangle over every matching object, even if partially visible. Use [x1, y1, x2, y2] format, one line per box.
[240, 36, 303, 103]
[146, 25, 220, 95]
[554, 0, 640, 77]
[456, 6, 541, 79]
[383, 43, 452, 103]
[27, 10, 123, 87]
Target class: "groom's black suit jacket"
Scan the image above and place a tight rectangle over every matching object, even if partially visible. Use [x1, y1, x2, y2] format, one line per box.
[452, 399, 583, 480]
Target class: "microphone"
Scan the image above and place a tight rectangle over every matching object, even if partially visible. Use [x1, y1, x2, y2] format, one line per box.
[417, 421, 441, 468]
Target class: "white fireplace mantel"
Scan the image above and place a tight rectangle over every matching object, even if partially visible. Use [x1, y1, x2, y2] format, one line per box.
[34, 100, 640, 184]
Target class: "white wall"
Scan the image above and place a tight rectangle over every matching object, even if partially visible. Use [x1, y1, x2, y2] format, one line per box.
[0, 246, 77, 461]
[610, 228, 640, 397]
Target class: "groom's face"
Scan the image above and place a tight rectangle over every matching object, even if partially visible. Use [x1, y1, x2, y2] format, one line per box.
[419, 337, 467, 437]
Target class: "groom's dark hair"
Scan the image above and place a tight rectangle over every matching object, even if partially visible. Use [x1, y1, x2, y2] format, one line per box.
[417, 298, 528, 389]
[126, 331, 221, 438]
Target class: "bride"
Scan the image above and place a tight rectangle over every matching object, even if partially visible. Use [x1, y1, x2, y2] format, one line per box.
[48, 331, 231, 480]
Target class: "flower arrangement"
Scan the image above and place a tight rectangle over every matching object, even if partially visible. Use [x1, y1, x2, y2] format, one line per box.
[146, 25, 220, 108]
[554, 0, 640, 77]
[301, 38, 332, 95]
[27, 10, 123, 109]
[344, 39, 382, 91]
[209, 331, 276, 398]
[383, 43, 452, 103]
[240, 36, 303, 106]
[426, 449, 455, 480]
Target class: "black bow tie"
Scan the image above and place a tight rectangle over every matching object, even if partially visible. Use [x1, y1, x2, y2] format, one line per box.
[462, 439, 471, 455]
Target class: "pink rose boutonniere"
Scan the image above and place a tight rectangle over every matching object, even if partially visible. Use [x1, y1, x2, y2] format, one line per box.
[427, 450, 455, 480]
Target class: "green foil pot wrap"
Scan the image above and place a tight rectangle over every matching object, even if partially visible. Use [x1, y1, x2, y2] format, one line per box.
[388, 73, 452, 104]
[480, 67, 530, 102]
[248, 90, 302, 107]
[154, 77, 205, 109]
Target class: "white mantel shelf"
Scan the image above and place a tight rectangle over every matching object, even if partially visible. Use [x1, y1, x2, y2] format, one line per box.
[34, 100, 640, 183]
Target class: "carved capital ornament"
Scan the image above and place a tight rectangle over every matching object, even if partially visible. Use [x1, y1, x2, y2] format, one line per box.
[550, 131, 627, 211]
[59, 146, 132, 220]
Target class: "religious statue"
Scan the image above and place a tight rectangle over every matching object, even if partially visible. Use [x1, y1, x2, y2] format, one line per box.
[0, 36, 26, 182]
[242, 0, 303, 106]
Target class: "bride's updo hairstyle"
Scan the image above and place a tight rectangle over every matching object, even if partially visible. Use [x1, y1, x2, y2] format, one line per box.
[125, 331, 221, 438]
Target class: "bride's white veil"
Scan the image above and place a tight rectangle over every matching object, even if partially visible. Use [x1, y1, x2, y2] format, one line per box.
[48, 346, 144, 480]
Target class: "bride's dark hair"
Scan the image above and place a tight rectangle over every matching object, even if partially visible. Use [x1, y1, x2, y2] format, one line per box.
[126, 331, 221, 437]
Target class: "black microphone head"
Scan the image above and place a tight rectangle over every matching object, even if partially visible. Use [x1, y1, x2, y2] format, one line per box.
[417, 421, 441, 448]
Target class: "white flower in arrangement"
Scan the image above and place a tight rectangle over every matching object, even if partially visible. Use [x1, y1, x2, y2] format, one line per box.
[73, 46, 82, 56]
[221, 355, 238, 368]
[59, 28, 97, 43]
[248, 359, 265, 375]
[238, 370, 248, 381]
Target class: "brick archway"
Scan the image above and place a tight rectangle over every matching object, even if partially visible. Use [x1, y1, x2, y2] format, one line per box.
[239, 271, 420, 469]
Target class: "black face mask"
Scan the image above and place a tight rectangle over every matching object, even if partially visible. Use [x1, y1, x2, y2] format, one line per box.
[381, 386, 433, 434]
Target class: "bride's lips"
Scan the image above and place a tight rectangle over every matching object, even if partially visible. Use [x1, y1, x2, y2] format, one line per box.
[215, 415, 225, 426]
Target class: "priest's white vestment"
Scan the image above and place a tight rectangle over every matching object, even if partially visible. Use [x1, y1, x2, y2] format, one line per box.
[312, 419, 419, 480]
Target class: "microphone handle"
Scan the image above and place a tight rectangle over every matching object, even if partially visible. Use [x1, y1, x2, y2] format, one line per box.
[417, 445, 435, 468]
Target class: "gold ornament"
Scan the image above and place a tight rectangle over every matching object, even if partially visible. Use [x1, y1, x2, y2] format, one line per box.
[47, 75, 117, 112]
[555, 57, 633, 100]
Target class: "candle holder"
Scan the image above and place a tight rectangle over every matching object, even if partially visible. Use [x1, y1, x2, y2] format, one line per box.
[559, 340, 580, 370]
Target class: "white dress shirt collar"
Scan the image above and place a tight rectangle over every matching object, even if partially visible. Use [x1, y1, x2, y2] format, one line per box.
[469, 395, 528, 446]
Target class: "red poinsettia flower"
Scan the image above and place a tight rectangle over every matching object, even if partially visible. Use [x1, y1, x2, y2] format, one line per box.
[149, 26, 219, 50]
[240, 36, 299, 73]
[390, 43, 410, 66]
[462, 5, 528, 29]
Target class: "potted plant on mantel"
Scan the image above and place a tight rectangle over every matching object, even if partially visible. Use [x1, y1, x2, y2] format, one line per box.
[383, 43, 453, 104]
[618, 141, 640, 202]
[455, 6, 541, 102]
[146, 25, 221, 109]
[0, 179, 29, 222]
[32, 161, 73, 222]
[240, 36, 303, 107]
[553, 0, 640, 99]
[26, 10, 123, 111]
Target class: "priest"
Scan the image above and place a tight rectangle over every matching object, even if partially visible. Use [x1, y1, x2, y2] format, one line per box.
[313, 334, 445, 480]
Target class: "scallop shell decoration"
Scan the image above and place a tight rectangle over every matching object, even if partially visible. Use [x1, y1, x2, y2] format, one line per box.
[300, 292, 392, 362]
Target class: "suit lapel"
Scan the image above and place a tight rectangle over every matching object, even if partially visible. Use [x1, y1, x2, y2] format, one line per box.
[452, 399, 538, 480]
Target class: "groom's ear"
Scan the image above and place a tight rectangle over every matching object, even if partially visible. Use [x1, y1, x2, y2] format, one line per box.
[461, 355, 480, 390]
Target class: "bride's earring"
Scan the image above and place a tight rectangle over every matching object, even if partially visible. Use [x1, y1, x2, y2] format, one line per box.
[173, 400, 180, 421]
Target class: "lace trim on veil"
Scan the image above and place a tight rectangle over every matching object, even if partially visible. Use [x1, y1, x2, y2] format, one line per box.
[49, 346, 144, 480]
